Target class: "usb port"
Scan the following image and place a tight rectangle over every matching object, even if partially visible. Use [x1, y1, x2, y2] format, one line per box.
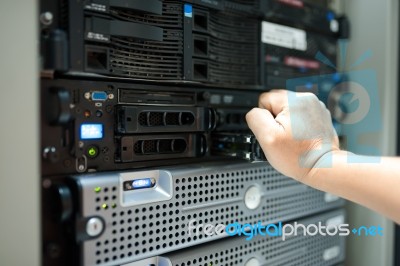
[91, 91, 108, 101]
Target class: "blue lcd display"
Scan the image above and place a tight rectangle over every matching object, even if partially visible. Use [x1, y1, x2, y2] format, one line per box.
[132, 178, 155, 190]
[80, 124, 103, 140]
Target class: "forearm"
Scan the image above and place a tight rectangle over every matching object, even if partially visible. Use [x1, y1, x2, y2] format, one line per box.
[247, 91, 400, 223]
[304, 150, 400, 224]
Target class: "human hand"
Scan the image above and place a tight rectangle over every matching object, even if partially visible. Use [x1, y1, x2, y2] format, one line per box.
[246, 90, 340, 181]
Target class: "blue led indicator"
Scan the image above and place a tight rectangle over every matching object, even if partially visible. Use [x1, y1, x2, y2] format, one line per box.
[132, 178, 155, 190]
[80, 124, 103, 140]
[332, 72, 341, 83]
[305, 82, 313, 89]
[326, 11, 335, 21]
[184, 4, 192, 18]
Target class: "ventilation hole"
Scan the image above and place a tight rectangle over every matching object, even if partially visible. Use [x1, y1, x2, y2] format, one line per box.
[138, 112, 147, 126]
[133, 141, 142, 154]
[148, 112, 163, 126]
[142, 140, 157, 154]
[158, 139, 173, 153]
[165, 112, 180, 125]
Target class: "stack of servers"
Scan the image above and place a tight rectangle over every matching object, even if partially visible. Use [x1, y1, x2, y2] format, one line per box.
[40, 0, 348, 265]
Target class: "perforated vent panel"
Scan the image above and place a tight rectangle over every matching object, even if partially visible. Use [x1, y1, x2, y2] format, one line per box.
[75, 161, 344, 266]
[137, 112, 194, 127]
[108, 1, 183, 80]
[164, 209, 345, 266]
[119, 134, 204, 162]
[206, 12, 259, 86]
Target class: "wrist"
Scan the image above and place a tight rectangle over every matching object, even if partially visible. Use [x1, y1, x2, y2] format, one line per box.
[301, 149, 346, 185]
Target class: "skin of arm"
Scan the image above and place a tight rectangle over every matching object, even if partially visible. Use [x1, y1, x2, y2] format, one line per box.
[246, 89, 400, 224]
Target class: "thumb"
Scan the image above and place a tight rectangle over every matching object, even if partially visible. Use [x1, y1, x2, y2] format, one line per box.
[246, 108, 279, 146]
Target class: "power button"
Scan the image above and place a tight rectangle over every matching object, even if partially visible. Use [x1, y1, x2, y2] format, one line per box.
[86, 217, 104, 237]
[245, 258, 260, 266]
[86, 145, 99, 158]
[244, 186, 262, 210]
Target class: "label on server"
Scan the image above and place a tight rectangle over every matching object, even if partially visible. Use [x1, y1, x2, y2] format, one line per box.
[323, 245, 340, 261]
[261, 21, 307, 51]
[86, 32, 110, 43]
[326, 215, 345, 227]
[324, 192, 340, 202]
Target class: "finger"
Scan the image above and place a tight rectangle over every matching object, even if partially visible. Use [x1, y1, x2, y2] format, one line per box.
[319, 100, 328, 110]
[258, 90, 289, 116]
[246, 107, 280, 146]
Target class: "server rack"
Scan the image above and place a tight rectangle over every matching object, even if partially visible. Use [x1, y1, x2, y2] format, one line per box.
[40, 1, 349, 265]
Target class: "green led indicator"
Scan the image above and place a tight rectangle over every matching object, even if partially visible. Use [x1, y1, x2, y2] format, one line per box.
[112, 203, 117, 208]
[87, 146, 98, 157]
[94, 187, 101, 193]
[89, 148, 96, 156]
[102, 203, 108, 209]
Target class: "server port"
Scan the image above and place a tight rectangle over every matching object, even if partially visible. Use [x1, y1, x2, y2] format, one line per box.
[91, 91, 108, 101]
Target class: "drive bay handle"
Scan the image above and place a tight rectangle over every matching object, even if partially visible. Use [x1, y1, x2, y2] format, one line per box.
[109, 0, 162, 14]
[88, 0, 162, 15]
[88, 17, 163, 41]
